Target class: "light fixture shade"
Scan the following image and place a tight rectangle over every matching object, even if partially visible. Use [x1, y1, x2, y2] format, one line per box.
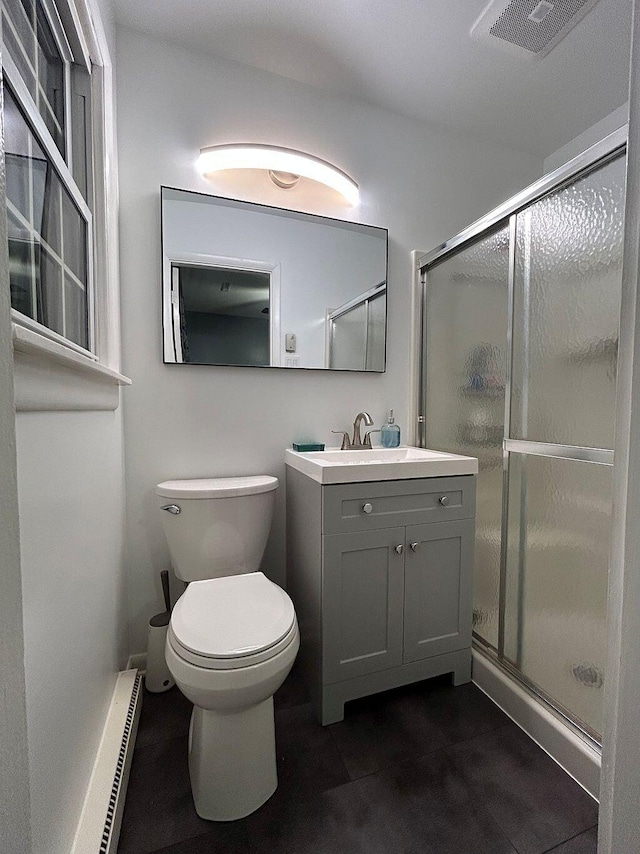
[197, 143, 360, 206]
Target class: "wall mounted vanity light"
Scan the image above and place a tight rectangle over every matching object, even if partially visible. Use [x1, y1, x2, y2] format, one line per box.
[197, 143, 360, 206]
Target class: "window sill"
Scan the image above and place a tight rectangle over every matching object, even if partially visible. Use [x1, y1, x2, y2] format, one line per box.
[12, 323, 132, 412]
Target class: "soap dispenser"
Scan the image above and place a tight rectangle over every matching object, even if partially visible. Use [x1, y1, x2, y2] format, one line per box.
[381, 409, 401, 448]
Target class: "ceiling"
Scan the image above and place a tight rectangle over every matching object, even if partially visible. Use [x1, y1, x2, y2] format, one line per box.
[112, 0, 632, 158]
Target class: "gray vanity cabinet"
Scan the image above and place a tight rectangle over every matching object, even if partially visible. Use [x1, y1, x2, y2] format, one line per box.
[322, 527, 405, 683]
[402, 519, 474, 663]
[286, 467, 476, 725]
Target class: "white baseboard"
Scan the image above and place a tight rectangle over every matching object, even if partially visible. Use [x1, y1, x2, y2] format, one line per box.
[126, 652, 147, 673]
[472, 649, 601, 800]
[70, 669, 143, 854]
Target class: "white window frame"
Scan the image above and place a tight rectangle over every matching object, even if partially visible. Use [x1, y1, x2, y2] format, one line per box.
[3, 0, 127, 388]
[3, 0, 95, 357]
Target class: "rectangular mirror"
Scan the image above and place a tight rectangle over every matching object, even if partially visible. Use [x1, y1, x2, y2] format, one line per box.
[161, 187, 388, 370]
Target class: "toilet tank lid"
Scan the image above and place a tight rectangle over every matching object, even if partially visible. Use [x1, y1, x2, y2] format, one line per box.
[155, 475, 278, 499]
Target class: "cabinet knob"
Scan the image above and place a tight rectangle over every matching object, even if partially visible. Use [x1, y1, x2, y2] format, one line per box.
[395, 544, 404, 555]
[362, 502, 373, 514]
[410, 542, 419, 552]
[439, 495, 450, 506]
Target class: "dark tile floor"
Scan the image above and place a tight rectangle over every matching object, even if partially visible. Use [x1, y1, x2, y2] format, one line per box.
[118, 665, 598, 854]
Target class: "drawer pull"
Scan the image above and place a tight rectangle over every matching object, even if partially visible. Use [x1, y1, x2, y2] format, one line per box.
[362, 502, 373, 514]
[394, 544, 404, 555]
[439, 495, 450, 506]
[410, 542, 419, 552]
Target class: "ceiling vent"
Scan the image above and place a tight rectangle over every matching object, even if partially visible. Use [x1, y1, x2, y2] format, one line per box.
[471, 0, 602, 60]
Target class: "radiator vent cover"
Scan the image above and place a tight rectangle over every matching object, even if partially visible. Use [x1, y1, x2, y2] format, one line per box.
[471, 0, 602, 60]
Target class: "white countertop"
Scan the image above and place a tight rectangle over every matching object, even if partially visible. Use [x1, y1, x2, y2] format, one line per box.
[284, 446, 478, 485]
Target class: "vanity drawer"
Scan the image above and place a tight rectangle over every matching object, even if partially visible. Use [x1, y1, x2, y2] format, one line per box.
[322, 476, 476, 534]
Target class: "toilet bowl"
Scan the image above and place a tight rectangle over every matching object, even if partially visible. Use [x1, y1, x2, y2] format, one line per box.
[155, 476, 299, 821]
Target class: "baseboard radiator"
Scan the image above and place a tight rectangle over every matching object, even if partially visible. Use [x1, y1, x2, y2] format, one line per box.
[71, 670, 143, 854]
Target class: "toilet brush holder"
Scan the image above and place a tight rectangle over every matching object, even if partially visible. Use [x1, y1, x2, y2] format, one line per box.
[145, 570, 175, 693]
[146, 616, 174, 692]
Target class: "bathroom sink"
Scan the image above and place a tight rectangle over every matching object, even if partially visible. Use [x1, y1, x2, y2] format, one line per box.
[284, 446, 478, 484]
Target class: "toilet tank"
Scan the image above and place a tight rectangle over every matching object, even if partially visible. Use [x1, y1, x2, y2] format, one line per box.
[155, 476, 278, 582]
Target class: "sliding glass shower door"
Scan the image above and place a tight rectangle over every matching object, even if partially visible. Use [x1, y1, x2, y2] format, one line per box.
[421, 139, 626, 740]
[423, 226, 510, 651]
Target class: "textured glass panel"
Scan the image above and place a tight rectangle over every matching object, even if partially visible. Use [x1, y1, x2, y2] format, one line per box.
[511, 154, 625, 449]
[331, 303, 367, 370]
[504, 453, 612, 737]
[365, 292, 386, 371]
[425, 225, 510, 649]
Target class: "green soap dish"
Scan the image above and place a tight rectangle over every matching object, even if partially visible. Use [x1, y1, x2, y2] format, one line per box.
[292, 442, 325, 452]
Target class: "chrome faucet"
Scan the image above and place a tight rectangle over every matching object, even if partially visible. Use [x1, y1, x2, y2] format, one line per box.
[332, 411, 377, 450]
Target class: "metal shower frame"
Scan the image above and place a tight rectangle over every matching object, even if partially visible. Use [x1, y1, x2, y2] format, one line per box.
[416, 125, 627, 747]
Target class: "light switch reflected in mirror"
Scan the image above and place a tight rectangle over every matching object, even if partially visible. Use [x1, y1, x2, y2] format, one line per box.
[161, 187, 388, 370]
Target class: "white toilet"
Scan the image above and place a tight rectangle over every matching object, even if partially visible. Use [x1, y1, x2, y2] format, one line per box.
[155, 475, 299, 821]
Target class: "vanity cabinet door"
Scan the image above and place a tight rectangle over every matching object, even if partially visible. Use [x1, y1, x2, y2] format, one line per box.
[322, 527, 405, 684]
[403, 519, 474, 664]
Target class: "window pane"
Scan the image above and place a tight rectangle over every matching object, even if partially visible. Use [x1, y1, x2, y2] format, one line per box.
[8, 210, 35, 317]
[2, 0, 66, 156]
[19, 0, 34, 20]
[64, 273, 87, 348]
[39, 242, 63, 334]
[39, 168, 61, 256]
[4, 83, 89, 348]
[61, 189, 87, 283]
[2, 9, 37, 101]
[4, 85, 31, 219]
[71, 64, 92, 202]
[35, 1, 64, 154]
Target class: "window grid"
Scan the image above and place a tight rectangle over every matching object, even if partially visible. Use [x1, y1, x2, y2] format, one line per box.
[8, 199, 87, 321]
[3, 0, 95, 355]
[2, 0, 67, 156]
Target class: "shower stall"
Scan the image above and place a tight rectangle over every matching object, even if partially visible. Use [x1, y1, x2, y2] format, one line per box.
[417, 129, 626, 766]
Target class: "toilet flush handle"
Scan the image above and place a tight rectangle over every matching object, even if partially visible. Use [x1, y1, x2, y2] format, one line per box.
[161, 504, 181, 515]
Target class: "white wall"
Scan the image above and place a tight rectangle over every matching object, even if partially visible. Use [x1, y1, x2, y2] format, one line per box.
[116, 25, 542, 656]
[0, 82, 32, 853]
[9, 3, 128, 853]
[544, 103, 629, 174]
[15, 410, 127, 854]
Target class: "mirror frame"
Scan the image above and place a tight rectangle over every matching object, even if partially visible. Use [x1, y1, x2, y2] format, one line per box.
[160, 186, 389, 372]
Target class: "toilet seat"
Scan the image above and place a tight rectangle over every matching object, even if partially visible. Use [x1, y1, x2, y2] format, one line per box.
[168, 572, 297, 670]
